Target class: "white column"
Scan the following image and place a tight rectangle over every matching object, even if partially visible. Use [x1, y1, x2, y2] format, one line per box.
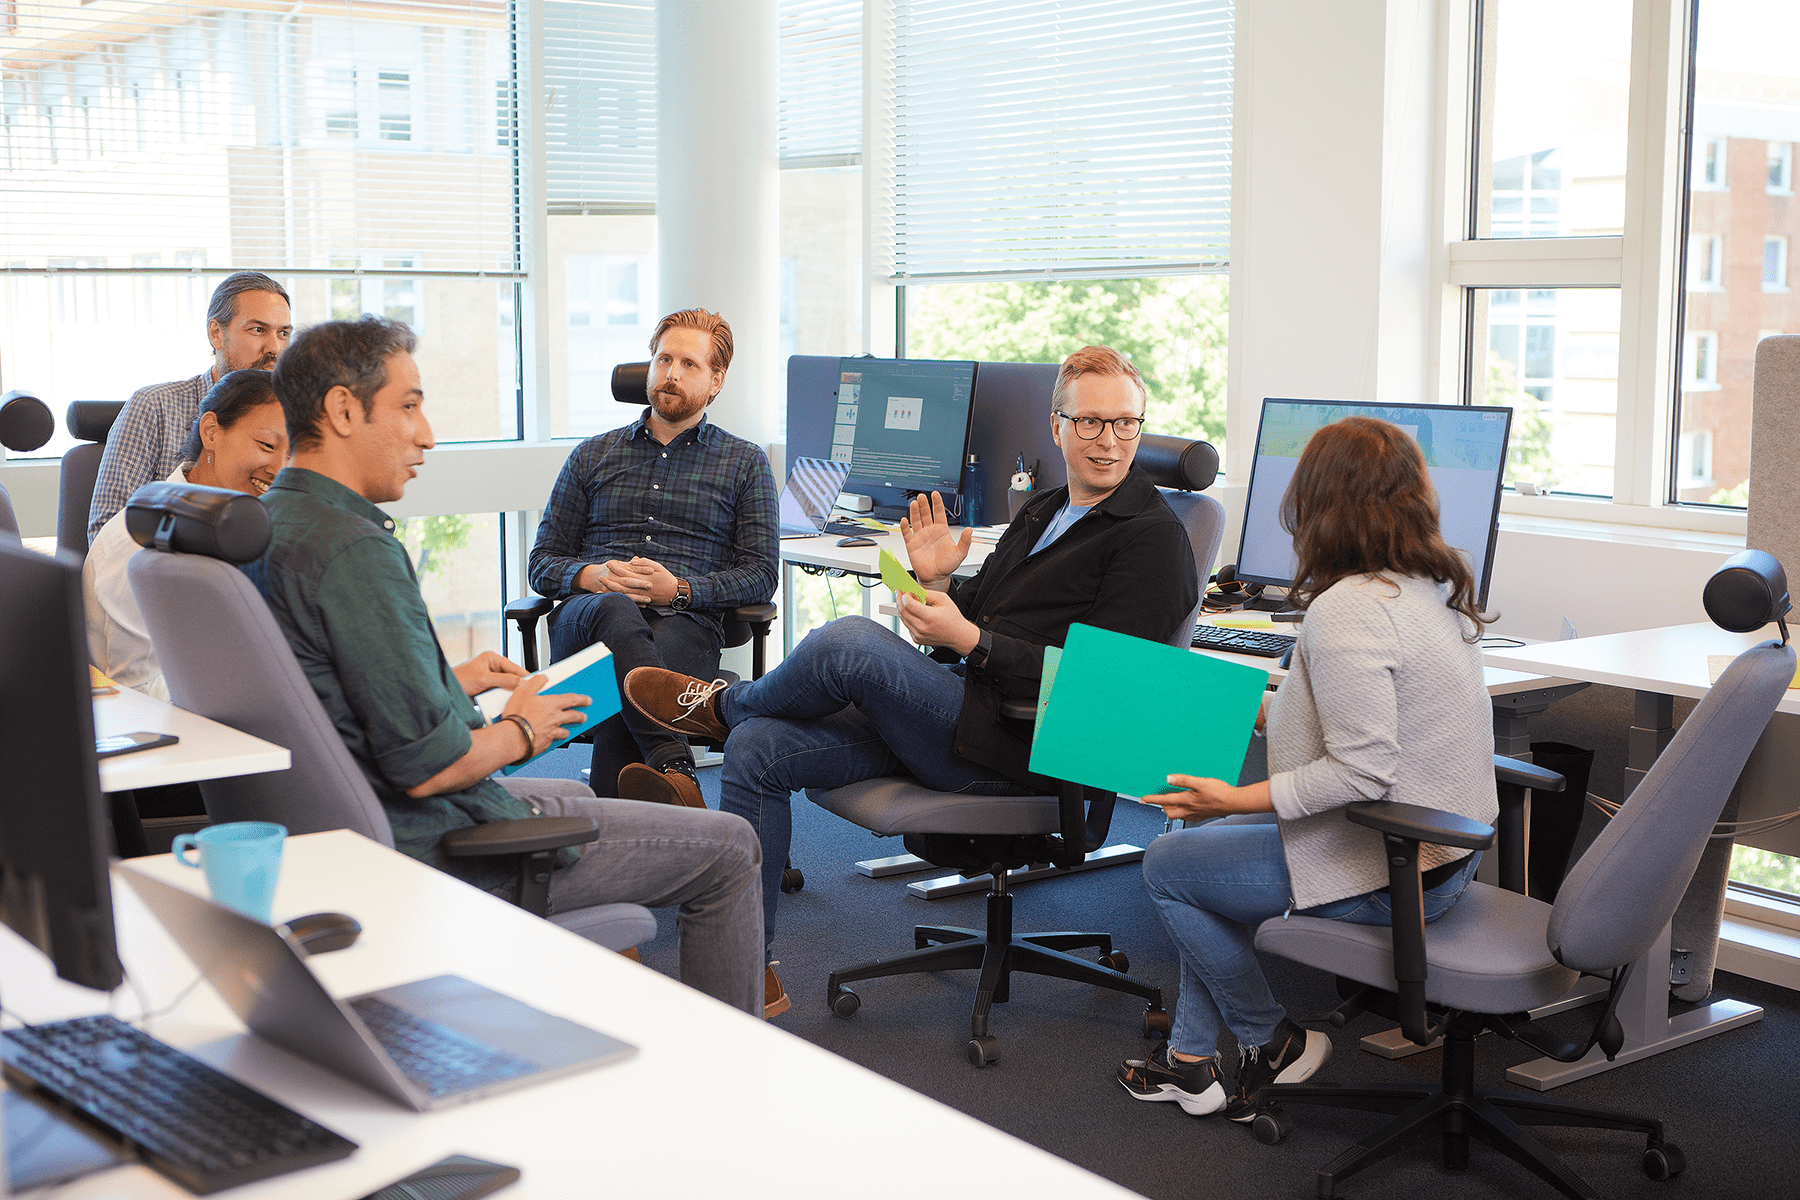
[656, 0, 780, 449]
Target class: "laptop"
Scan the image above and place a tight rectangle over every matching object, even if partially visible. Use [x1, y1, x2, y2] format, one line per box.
[778, 456, 857, 538]
[118, 867, 637, 1112]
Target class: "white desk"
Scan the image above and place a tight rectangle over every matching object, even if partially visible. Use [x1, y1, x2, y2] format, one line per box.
[1481, 622, 1785, 1090]
[94, 686, 289, 794]
[1, 831, 1135, 1199]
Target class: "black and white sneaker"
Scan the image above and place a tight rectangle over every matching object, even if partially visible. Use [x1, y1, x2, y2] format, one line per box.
[1116, 1043, 1227, 1116]
[1224, 1017, 1333, 1122]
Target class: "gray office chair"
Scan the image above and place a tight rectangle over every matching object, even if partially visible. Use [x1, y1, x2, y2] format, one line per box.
[806, 437, 1226, 1065]
[125, 485, 657, 952]
[58, 399, 126, 558]
[1247, 558, 1797, 1199]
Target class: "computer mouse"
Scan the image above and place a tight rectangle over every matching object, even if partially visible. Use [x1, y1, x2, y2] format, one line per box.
[836, 536, 878, 547]
[282, 911, 363, 955]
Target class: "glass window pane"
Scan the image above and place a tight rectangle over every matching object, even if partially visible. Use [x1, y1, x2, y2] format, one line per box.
[397, 512, 503, 664]
[1475, 0, 1632, 239]
[1673, 0, 1800, 509]
[1469, 285, 1620, 497]
[779, 165, 863, 446]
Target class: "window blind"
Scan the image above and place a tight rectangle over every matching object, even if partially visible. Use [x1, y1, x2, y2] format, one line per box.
[780, 0, 862, 166]
[884, 0, 1233, 283]
[0, 0, 519, 278]
[543, 0, 655, 212]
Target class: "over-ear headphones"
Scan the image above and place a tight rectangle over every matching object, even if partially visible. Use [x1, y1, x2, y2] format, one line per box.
[1203, 563, 1264, 610]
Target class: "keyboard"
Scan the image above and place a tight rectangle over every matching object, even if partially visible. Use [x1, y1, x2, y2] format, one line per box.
[823, 518, 883, 537]
[1, 1014, 356, 1195]
[1191, 624, 1296, 658]
[349, 996, 538, 1099]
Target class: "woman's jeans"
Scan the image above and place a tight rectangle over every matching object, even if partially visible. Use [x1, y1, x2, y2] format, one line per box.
[1142, 819, 1480, 1057]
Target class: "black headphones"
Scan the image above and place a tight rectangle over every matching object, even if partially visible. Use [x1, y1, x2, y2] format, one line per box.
[1203, 563, 1264, 611]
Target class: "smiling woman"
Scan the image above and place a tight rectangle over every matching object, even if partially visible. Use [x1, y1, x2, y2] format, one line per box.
[82, 369, 288, 699]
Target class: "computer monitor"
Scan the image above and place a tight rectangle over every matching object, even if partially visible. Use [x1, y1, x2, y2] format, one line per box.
[0, 540, 124, 991]
[1235, 398, 1513, 608]
[831, 357, 978, 520]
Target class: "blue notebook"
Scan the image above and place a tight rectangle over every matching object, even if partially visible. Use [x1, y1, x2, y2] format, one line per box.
[475, 642, 622, 773]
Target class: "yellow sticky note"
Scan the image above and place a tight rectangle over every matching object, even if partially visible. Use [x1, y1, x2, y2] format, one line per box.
[1212, 618, 1277, 630]
[878, 548, 929, 603]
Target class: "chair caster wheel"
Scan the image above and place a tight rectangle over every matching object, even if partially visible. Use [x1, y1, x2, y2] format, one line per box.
[1099, 950, 1129, 973]
[1142, 1007, 1171, 1039]
[830, 986, 860, 1019]
[1251, 1107, 1291, 1146]
[780, 867, 805, 893]
[966, 1035, 1000, 1067]
[1642, 1144, 1685, 1180]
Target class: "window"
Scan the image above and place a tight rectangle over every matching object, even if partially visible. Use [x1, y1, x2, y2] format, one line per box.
[1678, 428, 1714, 486]
[1764, 235, 1787, 291]
[1688, 235, 1723, 289]
[1769, 141, 1793, 193]
[1685, 330, 1719, 389]
[1696, 135, 1728, 189]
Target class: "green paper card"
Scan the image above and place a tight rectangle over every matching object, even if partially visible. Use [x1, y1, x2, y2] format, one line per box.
[1030, 623, 1269, 798]
[878, 547, 929, 602]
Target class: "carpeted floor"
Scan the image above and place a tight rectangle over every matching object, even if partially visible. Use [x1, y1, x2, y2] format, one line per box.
[529, 742, 1795, 1200]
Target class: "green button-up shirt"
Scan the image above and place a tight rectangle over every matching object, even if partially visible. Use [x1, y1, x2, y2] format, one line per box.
[246, 467, 563, 890]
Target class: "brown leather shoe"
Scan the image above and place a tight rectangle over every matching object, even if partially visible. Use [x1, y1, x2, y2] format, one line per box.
[616, 763, 706, 809]
[622, 667, 731, 743]
[764, 963, 791, 1019]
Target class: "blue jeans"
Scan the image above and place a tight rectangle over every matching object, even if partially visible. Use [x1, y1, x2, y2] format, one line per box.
[550, 592, 723, 790]
[715, 617, 1030, 953]
[1142, 820, 1480, 1057]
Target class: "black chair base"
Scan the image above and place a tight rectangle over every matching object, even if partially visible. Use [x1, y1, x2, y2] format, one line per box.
[826, 875, 1167, 1066]
[1254, 1029, 1676, 1200]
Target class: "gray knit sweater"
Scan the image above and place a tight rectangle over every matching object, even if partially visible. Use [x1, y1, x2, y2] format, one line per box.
[1267, 573, 1497, 909]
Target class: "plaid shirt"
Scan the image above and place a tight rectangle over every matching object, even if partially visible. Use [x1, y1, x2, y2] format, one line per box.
[88, 370, 213, 545]
[527, 411, 779, 639]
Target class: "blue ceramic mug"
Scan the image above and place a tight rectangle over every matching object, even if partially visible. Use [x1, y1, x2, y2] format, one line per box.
[172, 822, 287, 922]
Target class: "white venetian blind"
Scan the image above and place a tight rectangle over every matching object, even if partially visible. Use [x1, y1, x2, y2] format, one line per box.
[884, 0, 1233, 283]
[780, 0, 862, 166]
[0, 0, 520, 277]
[543, 0, 655, 211]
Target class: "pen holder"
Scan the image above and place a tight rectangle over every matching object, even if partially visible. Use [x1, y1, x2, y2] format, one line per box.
[1007, 489, 1031, 521]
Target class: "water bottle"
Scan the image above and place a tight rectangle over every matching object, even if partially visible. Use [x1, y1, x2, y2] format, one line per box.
[962, 453, 986, 527]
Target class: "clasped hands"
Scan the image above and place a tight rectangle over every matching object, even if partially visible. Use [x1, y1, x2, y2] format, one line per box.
[895, 491, 980, 656]
[576, 556, 679, 606]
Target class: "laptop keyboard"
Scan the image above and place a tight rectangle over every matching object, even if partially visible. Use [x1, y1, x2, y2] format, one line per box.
[822, 518, 881, 536]
[349, 997, 539, 1098]
[1, 1014, 356, 1195]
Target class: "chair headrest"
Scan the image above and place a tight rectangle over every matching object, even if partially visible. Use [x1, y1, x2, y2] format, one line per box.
[612, 361, 650, 405]
[125, 481, 271, 564]
[1704, 549, 1792, 633]
[1134, 434, 1219, 492]
[67, 400, 126, 444]
[0, 391, 53, 453]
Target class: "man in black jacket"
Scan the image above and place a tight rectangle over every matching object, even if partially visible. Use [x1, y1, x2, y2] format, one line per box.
[623, 346, 1199, 965]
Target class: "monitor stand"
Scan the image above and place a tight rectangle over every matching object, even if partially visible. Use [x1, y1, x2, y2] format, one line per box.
[5, 1088, 131, 1194]
[1242, 594, 1291, 613]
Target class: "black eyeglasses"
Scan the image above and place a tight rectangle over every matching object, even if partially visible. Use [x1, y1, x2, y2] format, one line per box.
[1057, 413, 1145, 440]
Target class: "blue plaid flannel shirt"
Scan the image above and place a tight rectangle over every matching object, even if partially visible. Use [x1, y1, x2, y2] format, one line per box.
[527, 411, 779, 640]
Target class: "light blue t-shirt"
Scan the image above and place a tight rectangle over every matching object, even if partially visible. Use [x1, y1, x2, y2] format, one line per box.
[1030, 501, 1092, 555]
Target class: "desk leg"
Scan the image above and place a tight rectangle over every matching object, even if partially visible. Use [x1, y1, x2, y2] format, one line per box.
[781, 562, 797, 660]
[1624, 689, 1675, 797]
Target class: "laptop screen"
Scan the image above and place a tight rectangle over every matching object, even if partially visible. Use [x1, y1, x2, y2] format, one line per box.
[779, 456, 852, 537]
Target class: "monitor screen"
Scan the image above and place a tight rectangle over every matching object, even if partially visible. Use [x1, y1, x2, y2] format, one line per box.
[832, 358, 978, 506]
[1235, 398, 1513, 607]
[0, 541, 124, 991]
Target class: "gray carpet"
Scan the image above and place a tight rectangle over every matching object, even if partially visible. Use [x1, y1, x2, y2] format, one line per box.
[530, 739, 1795, 1200]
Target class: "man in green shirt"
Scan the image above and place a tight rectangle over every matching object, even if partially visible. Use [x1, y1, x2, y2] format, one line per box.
[247, 315, 763, 1015]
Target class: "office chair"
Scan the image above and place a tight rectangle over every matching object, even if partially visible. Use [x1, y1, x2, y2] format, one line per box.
[0, 391, 54, 544]
[1246, 561, 1797, 1199]
[805, 437, 1227, 1066]
[57, 399, 126, 559]
[126, 484, 657, 953]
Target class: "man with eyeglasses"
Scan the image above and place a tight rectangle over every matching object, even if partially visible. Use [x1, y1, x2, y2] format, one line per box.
[620, 344, 1198, 973]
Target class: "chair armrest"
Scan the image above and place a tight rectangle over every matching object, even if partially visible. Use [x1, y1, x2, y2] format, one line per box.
[1346, 800, 1495, 851]
[1494, 753, 1565, 792]
[732, 602, 777, 627]
[505, 595, 555, 621]
[440, 816, 599, 857]
[999, 698, 1037, 721]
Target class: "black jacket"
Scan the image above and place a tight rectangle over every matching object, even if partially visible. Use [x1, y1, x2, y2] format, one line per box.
[946, 465, 1199, 782]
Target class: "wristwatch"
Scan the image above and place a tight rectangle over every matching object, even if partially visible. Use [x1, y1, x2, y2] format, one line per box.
[965, 629, 994, 671]
[670, 578, 693, 611]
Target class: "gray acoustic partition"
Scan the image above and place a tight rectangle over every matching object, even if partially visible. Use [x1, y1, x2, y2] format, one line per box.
[1748, 335, 1800, 572]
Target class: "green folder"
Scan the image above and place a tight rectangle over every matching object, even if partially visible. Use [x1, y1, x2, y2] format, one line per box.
[1029, 623, 1270, 797]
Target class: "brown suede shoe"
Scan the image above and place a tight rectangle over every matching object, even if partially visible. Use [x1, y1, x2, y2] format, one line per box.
[622, 667, 732, 743]
[616, 763, 706, 809]
[764, 963, 791, 1019]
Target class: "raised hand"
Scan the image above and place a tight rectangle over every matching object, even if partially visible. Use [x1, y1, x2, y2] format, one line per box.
[897, 491, 971, 587]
